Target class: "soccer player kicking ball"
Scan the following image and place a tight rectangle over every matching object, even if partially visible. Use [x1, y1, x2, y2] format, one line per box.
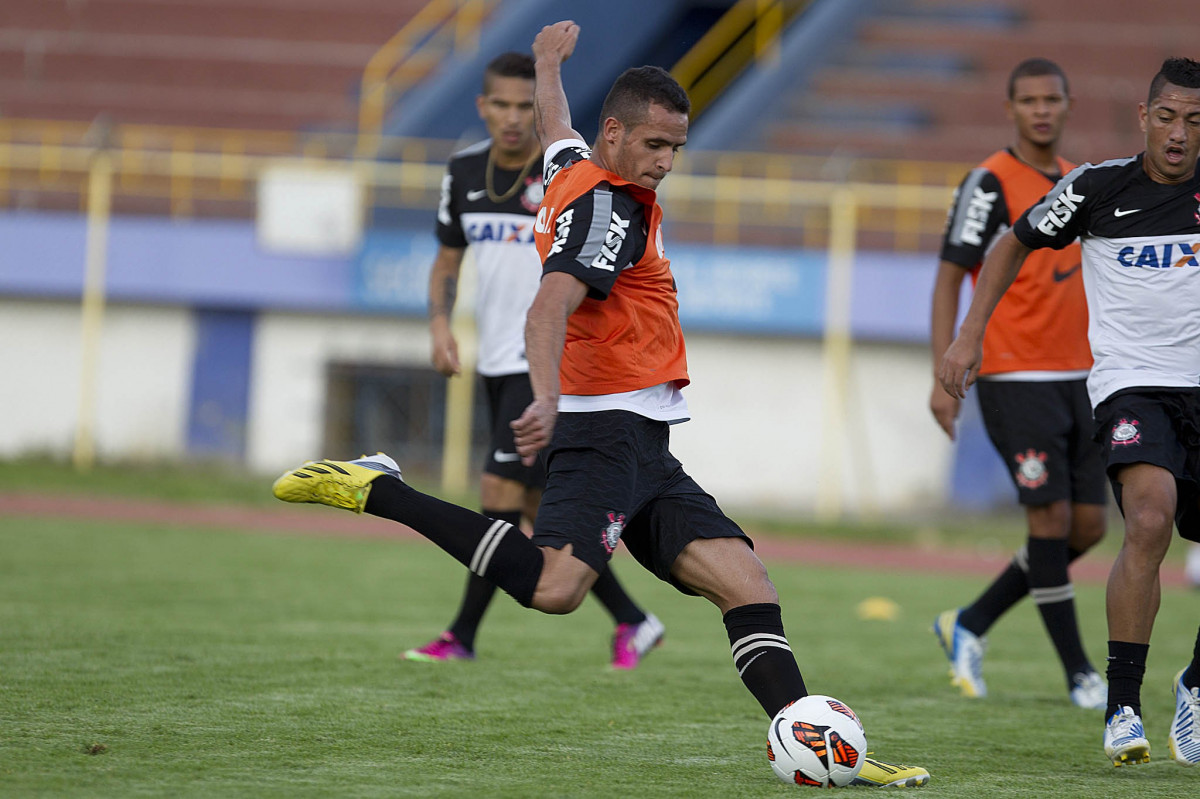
[941, 57, 1200, 768]
[274, 19, 929, 789]
[406, 50, 664, 669]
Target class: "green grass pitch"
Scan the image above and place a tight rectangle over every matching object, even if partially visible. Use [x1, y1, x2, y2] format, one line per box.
[1, 484, 1197, 795]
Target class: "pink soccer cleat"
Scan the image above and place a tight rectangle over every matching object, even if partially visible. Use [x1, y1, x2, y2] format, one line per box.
[403, 632, 475, 663]
[611, 613, 665, 670]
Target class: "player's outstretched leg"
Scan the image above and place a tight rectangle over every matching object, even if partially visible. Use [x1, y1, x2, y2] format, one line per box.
[273, 455, 546, 608]
[932, 608, 987, 697]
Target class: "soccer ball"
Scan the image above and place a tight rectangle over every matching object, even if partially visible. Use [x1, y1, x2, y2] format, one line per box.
[766, 695, 866, 787]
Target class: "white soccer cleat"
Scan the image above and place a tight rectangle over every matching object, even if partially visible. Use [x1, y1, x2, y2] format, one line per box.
[932, 609, 987, 698]
[1104, 706, 1151, 766]
[350, 451, 403, 480]
[1169, 669, 1200, 766]
[1069, 670, 1108, 710]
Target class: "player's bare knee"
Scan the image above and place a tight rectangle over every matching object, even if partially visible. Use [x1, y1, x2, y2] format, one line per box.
[530, 580, 588, 614]
[1026, 501, 1071, 539]
[1123, 506, 1173, 556]
[672, 537, 778, 611]
[529, 545, 595, 614]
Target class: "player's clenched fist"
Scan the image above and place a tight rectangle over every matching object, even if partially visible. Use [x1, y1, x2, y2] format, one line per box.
[511, 398, 558, 466]
[533, 20, 579, 65]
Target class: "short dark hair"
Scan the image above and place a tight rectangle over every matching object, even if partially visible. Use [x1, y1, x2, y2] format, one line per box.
[1148, 57, 1200, 106]
[1007, 58, 1069, 99]
[482, 51, 534, 93]
[598, 66, 691, 130]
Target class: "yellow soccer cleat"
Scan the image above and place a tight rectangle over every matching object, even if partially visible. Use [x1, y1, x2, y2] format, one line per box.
[851, 756, 931, 788]
[271, 459, 387, 514]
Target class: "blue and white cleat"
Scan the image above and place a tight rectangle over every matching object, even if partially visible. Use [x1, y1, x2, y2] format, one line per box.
[350, 452, 403, 480]
[1104, 705, 1151, 766]
[1069, 670, 1108, 710]
[1169, 669, 1200, 766]
[932, 609, 987, 698]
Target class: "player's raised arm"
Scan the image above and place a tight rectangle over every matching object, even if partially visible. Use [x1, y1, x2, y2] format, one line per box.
[532, 21, 584, 148]
[938, 230, 1032, 398]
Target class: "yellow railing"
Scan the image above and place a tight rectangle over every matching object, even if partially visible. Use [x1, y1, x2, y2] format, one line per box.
[0, 118, 965, 252]
[672, 0, 810, 118]
[356, 0, 492, 157]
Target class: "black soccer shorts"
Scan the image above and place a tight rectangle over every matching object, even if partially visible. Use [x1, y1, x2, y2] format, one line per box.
[481, 372, 546, 489]
[975, 378, 1107, 506]
[1094, 387, 1200, 542]
[532, 409, 752, 592]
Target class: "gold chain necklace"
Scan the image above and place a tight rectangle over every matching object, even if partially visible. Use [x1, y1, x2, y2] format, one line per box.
[485, 147, 538, 203]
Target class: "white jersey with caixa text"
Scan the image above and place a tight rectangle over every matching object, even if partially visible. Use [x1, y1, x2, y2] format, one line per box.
[436, 139, 545, 377]
[1013, 153, 1200, 408]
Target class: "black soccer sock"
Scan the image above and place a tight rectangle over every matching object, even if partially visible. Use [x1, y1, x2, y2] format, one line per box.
[1183, 625, 1200, 690]
[1106, 640, 1150, 720]
[724, 603, 808, 718]
[958, 552, 1028, 636]
[445, 508, 521, 650]
[364, 477, 543, 607]
[958, 544, 1086, 637]
[1025, 537, 1092, 681]
[588, 566, 646, 626]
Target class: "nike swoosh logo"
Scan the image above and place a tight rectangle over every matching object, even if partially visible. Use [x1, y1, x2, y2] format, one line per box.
[1114, 207, 1141, 217]
[466, 189, 488, 201]
[492, 449, 521, 463]
[1053, 263, 1081, 282]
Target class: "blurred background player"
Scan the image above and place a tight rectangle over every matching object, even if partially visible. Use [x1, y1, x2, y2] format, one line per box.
[403, 51, 664, 668]
[928, 58, 1107, 708]
[939, 56, 1200, 768]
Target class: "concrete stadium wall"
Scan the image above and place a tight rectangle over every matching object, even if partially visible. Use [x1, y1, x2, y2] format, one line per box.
[0, 295, 949, 513]
[246, 312, 431, 473]
[0, 299, 192, 460]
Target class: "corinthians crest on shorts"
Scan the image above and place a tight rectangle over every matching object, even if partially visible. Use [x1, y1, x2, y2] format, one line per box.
[1111, 418, 1141, 446]
[601, 511, 626, 554]
[1014, 449, 1049, 489]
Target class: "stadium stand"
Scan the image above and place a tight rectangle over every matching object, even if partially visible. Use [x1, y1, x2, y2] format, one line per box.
[0, 0, 427, 131]
[764, 0, 1200, 163]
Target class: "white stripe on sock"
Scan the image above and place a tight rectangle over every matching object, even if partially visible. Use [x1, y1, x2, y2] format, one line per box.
[731, 632, 790, 664]
[469, 519, 509, 574]
[1030, 584, 1075, 604]
[736, 642, 794, 676]
[474, 520, 512, 577]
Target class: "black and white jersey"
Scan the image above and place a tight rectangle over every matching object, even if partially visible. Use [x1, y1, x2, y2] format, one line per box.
[940, 167, 1012, 268]
[436, 139, 544, 376]
[540, 139, 649, 301]
[1013, 154, 1200, 407]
